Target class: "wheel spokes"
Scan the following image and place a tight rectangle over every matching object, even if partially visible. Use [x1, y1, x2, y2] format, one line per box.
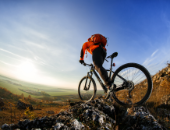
[114, 67, 149, 105]
[80, 77, 94, 101]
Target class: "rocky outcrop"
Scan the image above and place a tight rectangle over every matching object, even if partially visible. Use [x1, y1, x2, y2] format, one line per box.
[151, 65, 170, 105]
[1, 97, 167, 130]
[152, 66, 170, 84]
[156, 107, 170, 119]
[17, 100, 33, 111]
[161, 95, 170, 105]
[118, 106, 166, 130]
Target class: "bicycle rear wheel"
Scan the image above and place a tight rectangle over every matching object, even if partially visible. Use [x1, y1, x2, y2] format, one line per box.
[112, 63, 153, 107]
[78, 76, 97, 102]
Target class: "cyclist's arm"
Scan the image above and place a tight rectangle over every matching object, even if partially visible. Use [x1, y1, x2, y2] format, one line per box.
[80, 42, 88, 60]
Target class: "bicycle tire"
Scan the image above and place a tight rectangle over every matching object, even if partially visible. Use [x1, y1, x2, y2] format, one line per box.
[78, 76, 97, 102]
[111, 63, 153, 107]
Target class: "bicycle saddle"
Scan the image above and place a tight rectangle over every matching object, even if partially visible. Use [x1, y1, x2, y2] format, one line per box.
[107, 52, 118, 59]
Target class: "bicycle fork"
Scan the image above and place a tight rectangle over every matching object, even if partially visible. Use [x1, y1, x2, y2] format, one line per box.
[84, 72, 93, 90]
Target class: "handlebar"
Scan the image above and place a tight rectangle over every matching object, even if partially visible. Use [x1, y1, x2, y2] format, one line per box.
[82, 62, 93, 66]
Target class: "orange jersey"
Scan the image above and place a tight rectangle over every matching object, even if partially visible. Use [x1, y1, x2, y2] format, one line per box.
[80, 41, 107, 60]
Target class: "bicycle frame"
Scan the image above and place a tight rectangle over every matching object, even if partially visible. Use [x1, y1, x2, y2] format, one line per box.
[79, 52, 153, 107]
[90, 67, 107, 91]
[84, 58, 128, 92]
[84, 65, 107, 92]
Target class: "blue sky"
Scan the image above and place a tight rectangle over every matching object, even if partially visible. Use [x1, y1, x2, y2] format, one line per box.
[0, 0, 170, 89]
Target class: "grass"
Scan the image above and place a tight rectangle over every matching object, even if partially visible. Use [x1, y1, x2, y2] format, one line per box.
[47, 90, 77, 96]
[0, 103, 70, 127]
[0, 80, 29, 96]
[0, 75, 79, 99]
[0, 74, 106, 103]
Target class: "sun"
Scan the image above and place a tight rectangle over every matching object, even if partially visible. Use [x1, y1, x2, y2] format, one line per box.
[16, 60, 37, 80]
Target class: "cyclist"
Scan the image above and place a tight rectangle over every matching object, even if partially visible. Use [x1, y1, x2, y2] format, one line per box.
[79, 34, 112, 93]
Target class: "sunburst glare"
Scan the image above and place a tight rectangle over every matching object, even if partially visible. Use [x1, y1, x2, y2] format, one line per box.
[16, 60, 37, 80]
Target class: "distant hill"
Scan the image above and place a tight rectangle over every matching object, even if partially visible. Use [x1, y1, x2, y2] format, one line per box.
[0, 87, 20, 102]
[0, 75, 78, 101]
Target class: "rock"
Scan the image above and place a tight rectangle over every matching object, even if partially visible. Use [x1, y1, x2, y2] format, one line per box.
[161, 95, 170, 105]
[156, 79, 160, 83]
[120, 106, 166, 130]
[1, 124, 10, 130]
[70, 119, 85, 129]
[168, 68, 170, 75]
[156, 108, 170, 118]
[0, 98, 4, 107]
[69, 102, 76, 106]
[17, 100, 33, 110]
[53, 122, 65, 129]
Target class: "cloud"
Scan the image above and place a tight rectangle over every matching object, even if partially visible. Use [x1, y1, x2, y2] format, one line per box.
[151, 49, 159, 57]
[0, 60, 17, 67]
[0, 48, 26, 60]
[21, 39, 78, 72]
[0, 5, 82, 74]
[23, 40, 45, 49]
[142, 46, 170, 75]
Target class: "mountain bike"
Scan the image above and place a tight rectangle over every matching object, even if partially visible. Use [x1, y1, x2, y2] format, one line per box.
[78, 52, 153, 107]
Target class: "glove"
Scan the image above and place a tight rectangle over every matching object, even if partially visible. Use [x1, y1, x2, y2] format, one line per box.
[79, 60, 84, 64]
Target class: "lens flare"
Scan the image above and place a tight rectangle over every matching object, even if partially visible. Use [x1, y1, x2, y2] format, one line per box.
[16, 60, 37, 80]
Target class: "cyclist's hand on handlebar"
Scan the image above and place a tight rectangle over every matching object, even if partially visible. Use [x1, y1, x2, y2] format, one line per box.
[79, 60, 84, 64]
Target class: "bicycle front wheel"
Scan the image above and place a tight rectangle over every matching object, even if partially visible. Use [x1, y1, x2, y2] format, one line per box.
[112, 63, 153, 107]
[78, 76, 97, 102]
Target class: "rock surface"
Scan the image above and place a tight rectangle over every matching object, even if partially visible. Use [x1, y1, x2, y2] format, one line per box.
[161, 95, 170, 105]
[118, 106, 167, 130]
[1, 97, 167, 130]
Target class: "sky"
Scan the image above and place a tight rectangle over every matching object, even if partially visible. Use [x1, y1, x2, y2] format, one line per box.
[0, 0, 170, 89]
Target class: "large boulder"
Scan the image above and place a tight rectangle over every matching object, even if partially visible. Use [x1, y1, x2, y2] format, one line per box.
[17, 100, 33, 110]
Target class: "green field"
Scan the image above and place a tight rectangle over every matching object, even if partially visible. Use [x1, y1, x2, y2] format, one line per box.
[0, 75, 105, 102]
[0, 75, 78, 98]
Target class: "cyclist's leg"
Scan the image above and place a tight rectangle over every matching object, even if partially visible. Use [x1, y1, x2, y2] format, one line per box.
[92, 47, 111, 90]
